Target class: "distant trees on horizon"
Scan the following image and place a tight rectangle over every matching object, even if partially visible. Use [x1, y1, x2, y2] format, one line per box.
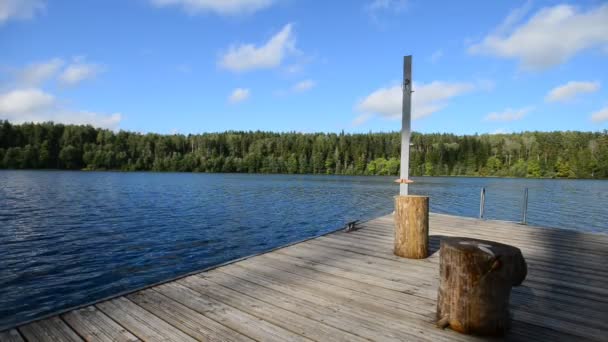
[1, 121, 607, 179]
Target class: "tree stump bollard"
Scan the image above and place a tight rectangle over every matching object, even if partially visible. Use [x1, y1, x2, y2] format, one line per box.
[394, 195, 429, 259]
[436, 237, 527, 336]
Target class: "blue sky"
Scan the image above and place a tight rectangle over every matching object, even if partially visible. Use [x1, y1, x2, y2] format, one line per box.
[0, 0, 607, 135]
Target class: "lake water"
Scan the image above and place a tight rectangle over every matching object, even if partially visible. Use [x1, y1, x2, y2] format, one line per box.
[1, 171, 607, 329]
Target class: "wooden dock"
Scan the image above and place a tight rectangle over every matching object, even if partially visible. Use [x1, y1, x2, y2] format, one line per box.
[2, 213, 607, 341]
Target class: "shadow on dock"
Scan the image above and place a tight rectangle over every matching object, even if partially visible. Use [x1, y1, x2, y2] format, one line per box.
[428, 215, 608, 341]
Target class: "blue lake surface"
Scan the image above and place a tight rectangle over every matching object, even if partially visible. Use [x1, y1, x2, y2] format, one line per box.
[0, 170, 607, 329]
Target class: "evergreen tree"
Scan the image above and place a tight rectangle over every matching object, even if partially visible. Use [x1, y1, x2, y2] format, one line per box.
[0, 121, 605, 179]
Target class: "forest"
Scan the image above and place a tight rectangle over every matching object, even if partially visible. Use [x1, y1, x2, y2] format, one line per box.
[1, 121, 607, 178]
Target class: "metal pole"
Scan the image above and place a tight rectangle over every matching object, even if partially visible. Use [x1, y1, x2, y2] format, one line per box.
[399, 55, 412, 196]
[479, 187, 486, 219]
[521, 187, 529, 225]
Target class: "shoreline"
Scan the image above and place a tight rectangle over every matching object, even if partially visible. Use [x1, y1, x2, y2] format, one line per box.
[1, 168, 606, 181]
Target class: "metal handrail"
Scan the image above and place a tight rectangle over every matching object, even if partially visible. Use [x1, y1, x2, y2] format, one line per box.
[479, 187, 486, 219]
[478, 187, 529, 224]
[521, 188, 529, 225]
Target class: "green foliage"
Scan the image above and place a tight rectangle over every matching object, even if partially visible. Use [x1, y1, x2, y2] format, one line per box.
[59, 145, 81, 169]
[510, 159, 528, 178]
[424, 161, 434, 176]
[486, 156, 502, 173]
[555, 158, 575, 178]
[0, 121, 607, 179]
[527, 159, 542, 178]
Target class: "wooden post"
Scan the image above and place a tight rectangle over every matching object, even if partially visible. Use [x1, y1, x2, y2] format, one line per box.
[394, 195, 429, 258]
[436, 237, 527, 336]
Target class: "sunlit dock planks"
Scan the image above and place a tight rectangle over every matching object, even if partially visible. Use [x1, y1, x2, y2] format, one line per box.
[2, 213, 607, 341]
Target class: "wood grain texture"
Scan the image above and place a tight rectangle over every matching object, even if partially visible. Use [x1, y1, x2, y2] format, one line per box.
[394, 195, 429, 258]
[127, 288, 254, 342]
[436, 237, 527, 336]
[154, 282, 311, 342]
[179, 275, 369, 342]
[7, 212, 608, 342]
[19, 317, 82, 342]
[0, 329, 24, 342]
[62, 306, 140, 342]
[96, 297, 197, 342]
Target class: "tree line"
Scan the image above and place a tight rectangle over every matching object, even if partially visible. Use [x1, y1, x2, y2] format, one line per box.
[1, 121, 607, 178]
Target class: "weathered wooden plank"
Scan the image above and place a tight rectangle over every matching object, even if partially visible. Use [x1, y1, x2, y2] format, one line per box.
[427, 214, 608, 247]
[376, 213, 608, 250]
[19, 317, 83, 342]
[355, 224, 607, 267]
[511, 307, 606, 341]
[321, 232, 608, 290]
[291, 243, 606, 321]
[386, 213, 608, 246]
[264, 250, 438, 302]
[237, 258, 435, 320]
[307, 235, 608, 297]
[372, 216, 608, 256]
[62, 306, 140, 342]
[349, 225, 608, 267]
[202, 270, 424, 342]
[428, 223, 608, 262]
[96, 297, 197, 342]
[153, 282, 312, 342]
[288, 239, 607, 325]
[179, 275, 370, 342]
[0, 329, 24, 342]
[324, 230, 600, 286]
[509, 320, 585, 342]
[127, 289, 254, 342]
[327, 230, 608, 287]
[231, 261, 479, 342]
[274, 243, 603, 334]
[208, 268, 580, 341]
[279, 242, 438, 284]
[319, 234, 608, 306]
[214, 267, 449, 342]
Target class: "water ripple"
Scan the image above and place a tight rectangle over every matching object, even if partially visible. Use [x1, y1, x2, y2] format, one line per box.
[0, 171, 606, 329]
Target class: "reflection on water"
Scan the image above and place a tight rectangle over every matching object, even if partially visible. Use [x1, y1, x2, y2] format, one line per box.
[0, 171, 606, 329]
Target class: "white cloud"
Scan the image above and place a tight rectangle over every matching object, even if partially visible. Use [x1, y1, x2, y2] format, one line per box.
[58, 61, 103, 86]
[292, 79, 315, 92]
[0, 0, 45, 24]
[45, 111, 122, 129]
[469, 4, 608, 70]
[219, 23, 296, 72]
[150, 0, 274, 16]
[354, 81, 474, 125]
[0, 88, 121, 129]
[545, 81, 600, 103]
[591, 107, 608, 123]
[493, 0, 533, 36]
[0, 88, 54, 114]
[228, 88, 250, 103]
[484, 107, 532, 122]
[354, 86, 402, 124]
[16, 58, 64, 86]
